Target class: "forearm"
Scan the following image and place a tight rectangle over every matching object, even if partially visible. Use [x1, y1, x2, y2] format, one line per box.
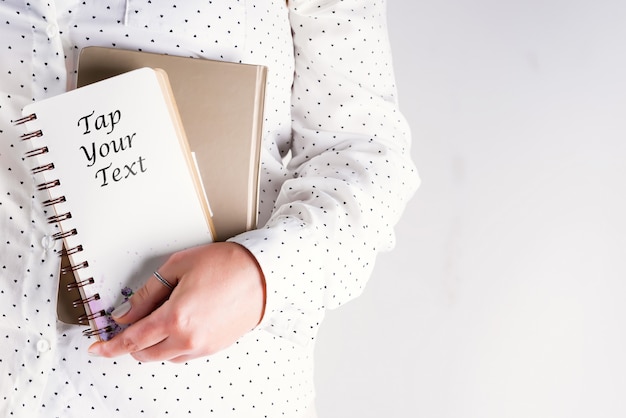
[231, 0, 419, 345]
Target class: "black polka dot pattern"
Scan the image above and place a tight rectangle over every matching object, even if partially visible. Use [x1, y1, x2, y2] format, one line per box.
[0, 0, 418, 416]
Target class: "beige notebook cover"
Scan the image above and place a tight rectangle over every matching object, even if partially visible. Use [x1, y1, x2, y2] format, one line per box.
[57, 47, 267, 324]
[78, 47, 266, 240]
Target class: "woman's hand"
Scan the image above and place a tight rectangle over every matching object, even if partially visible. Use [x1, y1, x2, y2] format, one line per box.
[88, 242, 266, 363]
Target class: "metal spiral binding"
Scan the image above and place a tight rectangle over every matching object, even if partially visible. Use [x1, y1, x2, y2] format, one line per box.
[78, 309, 107, 325]
[83, 325, 114, 338]
[47, 212, 72, 223]
[60, 244, 83, 256]
[16, 112, 104, 337]
[72, 293, 100, 309]
[32, 162, 55, 174]
[42, 195, 66, 206]
[24, 146, 48, 158]
[61, 261, 89, 274]
[66, 277, 95, 289]
[52, 229, 78, 240]
[37, 179, 61, 191]
[61, 260, 89, 274]
[20, 130, 43, 140]
[13, 113, 37, 125]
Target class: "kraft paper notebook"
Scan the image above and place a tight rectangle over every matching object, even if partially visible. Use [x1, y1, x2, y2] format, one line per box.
[78, 47, 267, 241]
[57, 47, 268, 325]
[16, 68, 215, 340]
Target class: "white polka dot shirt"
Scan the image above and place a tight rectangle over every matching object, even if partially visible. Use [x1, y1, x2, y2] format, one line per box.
[0, 0, 418, 416]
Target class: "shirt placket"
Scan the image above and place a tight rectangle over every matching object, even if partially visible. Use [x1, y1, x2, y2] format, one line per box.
[7, 1, 69, 412]
[30, 0, 69, 100]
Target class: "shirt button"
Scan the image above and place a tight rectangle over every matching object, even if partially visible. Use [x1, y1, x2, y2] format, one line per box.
[45, 23, 59, 38]
[36, 339, 51, 353]
[41, 235, 56, 251]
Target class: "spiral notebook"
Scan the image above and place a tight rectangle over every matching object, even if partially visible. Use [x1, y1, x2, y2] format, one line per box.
[77, 47, 267, 241]
[16, 67, 215, 340]
[52, 47, 268, 327]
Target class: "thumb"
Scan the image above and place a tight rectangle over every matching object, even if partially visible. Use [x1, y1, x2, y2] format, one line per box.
[111, 271, 175, 324]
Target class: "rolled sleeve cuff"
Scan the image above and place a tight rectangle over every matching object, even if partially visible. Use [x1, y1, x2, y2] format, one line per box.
[229, 217, 326, 347]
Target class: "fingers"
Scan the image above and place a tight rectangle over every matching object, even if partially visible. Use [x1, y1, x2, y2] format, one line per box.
[88, 259, 183, 360]
[133, 333, 195, 363]
[112, 270, 176, 325]
[87, 242, 266, 363]
[88, 307, 169, 358]
[88, 299, 199, 362]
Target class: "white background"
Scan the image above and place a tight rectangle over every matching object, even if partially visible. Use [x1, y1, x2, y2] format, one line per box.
[315, 1, 626, 417]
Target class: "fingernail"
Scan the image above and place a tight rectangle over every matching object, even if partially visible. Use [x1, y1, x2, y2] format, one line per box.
[88, 344, 101, 357]
[111, 300, 131, 319]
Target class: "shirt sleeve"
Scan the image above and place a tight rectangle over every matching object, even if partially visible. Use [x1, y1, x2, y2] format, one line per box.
[229, 0, 420, 346]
